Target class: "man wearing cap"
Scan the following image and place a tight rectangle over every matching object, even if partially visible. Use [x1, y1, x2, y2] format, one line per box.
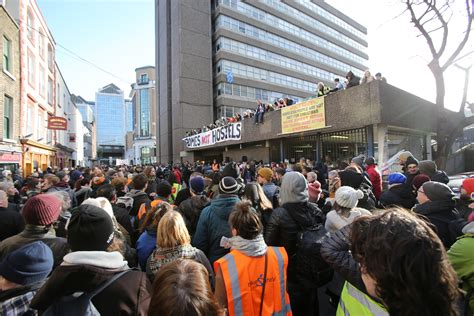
[257, 167, 280, 208]
[0, 241, 54, 315]
[379, 172, 415, 209]
[192, 176, 241, 265]
[418, 160, 450, 184]
[178, 175, 210, 238]
[0, 195, 69, 268]
[365, 157, 382, 200]
[414, 181, 461, 248]
[455, 178, 474, 220]
[30, 204, 151, 315]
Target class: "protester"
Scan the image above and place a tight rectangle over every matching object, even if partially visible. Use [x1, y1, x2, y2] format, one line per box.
[30, 204, 151, 315]
[0, 194, 69, 268]
[126, 174, 151, 225]
[96, 184, 134, 238]
[379, 172, 415, 209]
[265, 171, 324, 316]
[192, 176, 241, 265]
[178, 175, 210, 237]
[148, 259, 223, 316]
[345, 70, 360, 89]
[0, 241, 53, 315]
[257, 167, 280, 209]
[456, 178, 474, 219]
[321, 208, 460, 316]
[364, 157, 382, 200]
[418, 160, 450, 184]
[214, 201, 291, 315]
[325, 186, 371, 234]
[307, 172, 322, 204]
[0, 191, 24, 242]
[146, 211, 213, 284]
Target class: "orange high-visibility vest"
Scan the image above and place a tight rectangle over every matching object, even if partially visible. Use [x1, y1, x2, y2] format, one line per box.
[214, 247, 292, 316]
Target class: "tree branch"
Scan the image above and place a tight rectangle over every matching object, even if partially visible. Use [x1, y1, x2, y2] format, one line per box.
[442, 0, 474, 70]
[406, 0, 439, 58]
[455, 63, 472, 114]
[429, 0, 450, 56]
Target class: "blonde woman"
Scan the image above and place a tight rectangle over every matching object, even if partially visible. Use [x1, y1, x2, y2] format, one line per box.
[146, 211, 214, 285]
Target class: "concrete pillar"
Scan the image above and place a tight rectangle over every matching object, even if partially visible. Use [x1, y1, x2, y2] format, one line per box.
[376, 124, 388, 165]
[425, 134, 432, 160]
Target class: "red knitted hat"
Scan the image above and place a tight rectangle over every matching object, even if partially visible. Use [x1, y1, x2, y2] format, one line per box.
[411, 174, 431, 191]
[462, 178, 474, 198]
[22, 195, 62, 226]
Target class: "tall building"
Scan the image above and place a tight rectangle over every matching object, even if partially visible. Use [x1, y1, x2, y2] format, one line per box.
[0, 3, 22, 169]
[72, 94, 97, 166]
[124, 98, 133, 132]
[156, 0, 368, 162]
[130, 66, 156, 165]
[95, 83, 125, 161]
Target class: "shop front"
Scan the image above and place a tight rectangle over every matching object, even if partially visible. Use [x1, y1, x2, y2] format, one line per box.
[0, 150, 22, 172]
[21, 139, 57, 177]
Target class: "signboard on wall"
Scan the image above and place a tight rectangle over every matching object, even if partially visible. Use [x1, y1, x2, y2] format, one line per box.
[47, 117, 68, 130]
[182, 122, 242, 149]
[281, 96, 326, 134]
[0, 153, 21, 163]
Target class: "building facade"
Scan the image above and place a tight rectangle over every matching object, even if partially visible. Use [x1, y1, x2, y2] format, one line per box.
[156, 0, 368, 162]
[95, 83, 125, 161]
[73, 94, 97, 166]
[130, 66, 156, 165]
[0, 4, 22, 170]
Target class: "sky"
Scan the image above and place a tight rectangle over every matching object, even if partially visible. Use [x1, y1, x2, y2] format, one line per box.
[39, 0, 473, 112]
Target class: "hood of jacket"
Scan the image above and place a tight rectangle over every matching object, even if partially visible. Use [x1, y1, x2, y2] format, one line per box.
[208, 195, 240, 221]
[431, 171, 449, 184]
[462, 221, 474, 234]
[126, 189, 148, 199]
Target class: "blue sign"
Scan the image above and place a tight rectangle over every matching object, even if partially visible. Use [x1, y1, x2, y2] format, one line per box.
[226, 70, 234, 84]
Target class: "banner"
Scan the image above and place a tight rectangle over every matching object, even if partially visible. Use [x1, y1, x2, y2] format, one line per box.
[281, 97, 326, 134]
[183, 122, 242, 149]
[47, 116, 68, 130]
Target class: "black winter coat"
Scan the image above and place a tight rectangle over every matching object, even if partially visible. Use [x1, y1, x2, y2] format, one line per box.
[178, 195, 210, 237]
[0, 206, 24, 241]
[379, 185, 416, 209]
[414, 200, 459, 248]
[264, 201, 324, 283]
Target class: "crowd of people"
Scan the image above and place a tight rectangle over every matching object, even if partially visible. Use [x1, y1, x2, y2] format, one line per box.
[0, 154, 472, 315]
[185, 69, 386, 137]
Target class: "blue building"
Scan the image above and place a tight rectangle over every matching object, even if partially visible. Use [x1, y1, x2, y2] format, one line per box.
[95, 84, 125, 160]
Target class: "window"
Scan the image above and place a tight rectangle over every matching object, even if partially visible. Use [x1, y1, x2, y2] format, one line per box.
[47, 44, 53, 71]
[47, 77, 53, 105]
[26, 103, 34, 135]
[27, 9, 35, 44]
[39, 66, 45, 97]
[27, 50, 35, 87]
[56, 84, 60, 107]
[3, 95, 12, 139]
[3, 36, 11, 73]
[38, 29, 45, 59]
[140, 73, 148, 83]
[36, 110, 44, 141]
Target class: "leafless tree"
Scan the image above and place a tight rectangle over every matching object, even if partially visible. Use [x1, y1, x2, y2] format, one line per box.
[404, 0, 473, 169]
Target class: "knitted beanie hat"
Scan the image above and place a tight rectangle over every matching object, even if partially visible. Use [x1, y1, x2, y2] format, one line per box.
[351, 155, 365, 167]
[335, 186, 364, 209]
[67, 204, 115, 252]
[412, 174, 431, 191]
[190, 176, 206, 195]
[219, 176, 239, 195]
[22, 194, 62, 226]
[418, 160, 437, 177]
[422, 181, 454, 202]
[388, 172, 407, 185]
[258, 167, 273, 182]
[405, 156, 419, 167]
[0, 241, 53, 286]
[461, 178, 474, 199]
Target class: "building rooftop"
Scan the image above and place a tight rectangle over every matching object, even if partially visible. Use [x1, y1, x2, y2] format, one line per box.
[98, 83, 122, 95]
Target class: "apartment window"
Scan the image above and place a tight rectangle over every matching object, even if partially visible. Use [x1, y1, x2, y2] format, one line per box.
[47, 44, 53, 71]
[2, 36, 11, 73]
[3, 95, 12, 139]
[39, 66, 46, 97]
[27, 9, 35, 44]
[38, 29, 45, 59]
[47, 77, 53, 105]
[26, 103, 34, 135]
[36, 110, 44, 141]
[140, 73, 148, 83]
[27, 50, 35, 87]
[57, 84, 60, 107]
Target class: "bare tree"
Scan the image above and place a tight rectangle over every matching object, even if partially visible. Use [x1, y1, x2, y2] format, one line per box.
[404, 0, 473, 169]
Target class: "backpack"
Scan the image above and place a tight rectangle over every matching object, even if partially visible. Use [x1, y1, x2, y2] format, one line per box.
[285, 207, 333, 288]
[43, 269, 131, 316]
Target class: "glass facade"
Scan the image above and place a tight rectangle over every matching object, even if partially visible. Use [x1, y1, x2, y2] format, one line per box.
[139, 89, 150, 137]
[95, 93, 125, 146]
[214, 15, 364, 77]
[125, 101, 134, 132]
[215, 82, 300, 104]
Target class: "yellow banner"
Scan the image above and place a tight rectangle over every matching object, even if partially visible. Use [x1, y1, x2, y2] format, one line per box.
[281, 97, 326, 134]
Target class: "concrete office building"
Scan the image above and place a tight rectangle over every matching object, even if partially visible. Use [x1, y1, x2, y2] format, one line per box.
[156, 0, 368, 162]
[130, 66, 157, 165]
[95, 83, 125, 161]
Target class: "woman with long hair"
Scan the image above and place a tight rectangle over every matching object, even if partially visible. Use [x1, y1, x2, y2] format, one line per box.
[215, 201, 291, 316]
[148, 259, 224, 316]
[146, 211, 213, 284]
[242, 182, 273, 230]
[322, 208, 460, 316]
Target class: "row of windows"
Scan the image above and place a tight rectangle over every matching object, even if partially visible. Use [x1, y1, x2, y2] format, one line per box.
[218, 0, 367, 65]
[139, 89, 150, 137]
[216, 59, 316, 92]
[262, 0, 367, 52]
[215, 37, 342, 83]
[27, 50, 54, 105]
[25, 102, 53, 144]
[219, 105, 252, 119]
[215, 15, 364, 77]
[294, 0, 367, 40]
[215, 82, 300, 104]
[27, 8, 54, 71]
